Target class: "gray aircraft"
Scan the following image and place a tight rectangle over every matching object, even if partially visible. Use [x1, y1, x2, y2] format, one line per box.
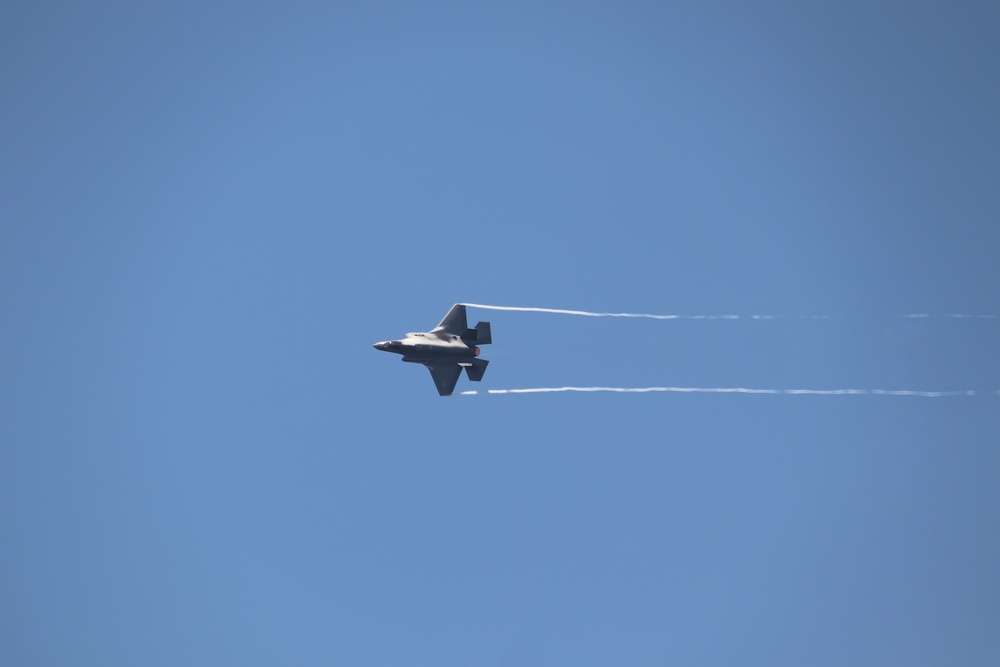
[373, 304, 492, 396]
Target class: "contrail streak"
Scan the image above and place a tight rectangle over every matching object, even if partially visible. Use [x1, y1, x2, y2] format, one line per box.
[463, 304, 997, 320]
[903, 314, 997, 319]
[460, 386, 983, 397]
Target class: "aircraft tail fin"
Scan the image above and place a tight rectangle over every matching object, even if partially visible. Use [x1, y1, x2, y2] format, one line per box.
[465, 358, 489, 382]
[462, 321, 492, 345]
[475, 321, 492, 345]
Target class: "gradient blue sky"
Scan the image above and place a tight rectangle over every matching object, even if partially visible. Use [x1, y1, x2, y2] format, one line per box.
[3, 3, 999, 665]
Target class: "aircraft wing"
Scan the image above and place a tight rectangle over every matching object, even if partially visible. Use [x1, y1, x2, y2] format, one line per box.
[425, 363, 463, 396]
[431, 304, 468, 336]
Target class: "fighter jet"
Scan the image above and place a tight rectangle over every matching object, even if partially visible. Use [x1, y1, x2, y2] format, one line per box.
[373, 304, 492, 396]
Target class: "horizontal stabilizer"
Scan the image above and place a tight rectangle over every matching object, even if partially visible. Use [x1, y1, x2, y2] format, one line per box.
[465, 358, 489, 382]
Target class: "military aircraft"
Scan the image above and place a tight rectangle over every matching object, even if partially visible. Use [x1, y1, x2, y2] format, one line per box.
[373, 304, 492, 396]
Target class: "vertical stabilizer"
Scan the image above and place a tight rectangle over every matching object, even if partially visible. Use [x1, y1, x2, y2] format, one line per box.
[474, 321, 492, 345]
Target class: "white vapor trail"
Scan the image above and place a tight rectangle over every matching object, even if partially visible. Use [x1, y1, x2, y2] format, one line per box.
[460, 386, 984, 397]
[903, 314, 997, 319]
[463, 304, 997, 320]
[455, 305, 996, 398]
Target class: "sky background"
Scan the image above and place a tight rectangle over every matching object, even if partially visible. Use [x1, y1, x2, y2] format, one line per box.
[2, 2, 999, 665]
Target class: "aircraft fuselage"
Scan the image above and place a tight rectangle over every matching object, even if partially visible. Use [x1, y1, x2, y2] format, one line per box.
[373, 333, 481, 364]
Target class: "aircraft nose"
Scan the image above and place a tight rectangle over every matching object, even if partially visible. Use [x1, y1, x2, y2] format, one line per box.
[373, 342, 381, 350]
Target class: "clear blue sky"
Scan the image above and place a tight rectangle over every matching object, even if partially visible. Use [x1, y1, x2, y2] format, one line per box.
[3, 2, 999, 665]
